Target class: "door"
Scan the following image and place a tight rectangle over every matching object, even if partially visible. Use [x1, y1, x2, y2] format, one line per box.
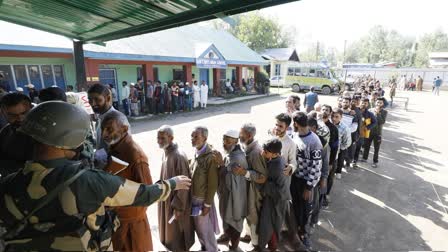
[41, 65, 54, 88]
[0, 65, 14, 92]
[27, 65, 43, 89]
[199, 69, 209, 85]
[99, 68, 118, 100]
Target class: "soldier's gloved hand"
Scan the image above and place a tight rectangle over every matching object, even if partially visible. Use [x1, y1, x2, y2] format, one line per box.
[173, 175, 191, 190]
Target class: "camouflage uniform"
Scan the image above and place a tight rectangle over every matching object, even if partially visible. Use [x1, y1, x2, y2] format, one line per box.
[0, 159, 175, 251]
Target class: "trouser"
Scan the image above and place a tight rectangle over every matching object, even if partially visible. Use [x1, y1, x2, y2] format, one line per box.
[194, 98, 200, 108]
[346, 140, 356, 164]
[306, 106, 314, 113]
[172, 96, 178, 112]
[155, 99, 163, 114]
[130, 102, 139, 116]
[192, 198, 218, 252]
[291, 177, 317, 238]
[185, 96, 192, 111]
[268, 232, 278, 250]
[201, 102, 207, 108]
[353, 138, 365, 162]
[146, 98, 153, 114]
[122, 99, 130, 116]
[224, 226, 241, 249]
[336, 149, 347, 174]
[363, 134, 381, 163]
[243, 221, 259, 246]
[179, 96, 184, 110]
[433, 86, 440, 96]
[326, 164, 336, 196]
[311, 180, 326, 225]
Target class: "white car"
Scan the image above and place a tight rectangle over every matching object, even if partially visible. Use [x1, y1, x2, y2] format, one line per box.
[269, 76, 287, 87]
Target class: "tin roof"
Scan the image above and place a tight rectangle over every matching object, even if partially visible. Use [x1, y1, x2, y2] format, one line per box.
[0, 0, 299, 43]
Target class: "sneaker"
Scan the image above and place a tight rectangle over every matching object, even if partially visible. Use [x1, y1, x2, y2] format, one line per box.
[372, 163, 378, 168]
[359, 159, 367, 163]
[335, 173, 342, 179]
[322, 196, 329, 208]
[309, 223, 316, 234]
[352, 162, 358, 169]
[240, 234, 251, 243]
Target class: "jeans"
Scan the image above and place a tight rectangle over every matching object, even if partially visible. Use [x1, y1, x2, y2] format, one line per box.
[433, 86, 440, 96]
[185, 96, 192, 111]
[122, 99, 130, 116]
[353, 138, 365, 162]
[172, 96, 178, 112]
[363, 134, 382, 163]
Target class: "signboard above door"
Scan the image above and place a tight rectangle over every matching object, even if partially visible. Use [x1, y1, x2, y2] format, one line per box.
[196, 44, 227, 69]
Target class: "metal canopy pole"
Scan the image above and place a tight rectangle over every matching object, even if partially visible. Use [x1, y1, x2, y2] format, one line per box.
[73, 41, 87, 91]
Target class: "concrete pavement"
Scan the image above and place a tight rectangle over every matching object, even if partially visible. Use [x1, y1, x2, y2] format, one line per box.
[129, 90, 448, 251]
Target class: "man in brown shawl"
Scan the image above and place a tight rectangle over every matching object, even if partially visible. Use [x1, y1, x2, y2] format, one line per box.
[101, 110, 153, 251]
[157, 125, 195, 251]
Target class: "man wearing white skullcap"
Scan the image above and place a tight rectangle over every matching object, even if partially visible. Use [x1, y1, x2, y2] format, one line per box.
[216, 129, 249, 250]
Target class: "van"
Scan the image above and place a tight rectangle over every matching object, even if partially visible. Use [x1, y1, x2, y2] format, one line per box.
[286, 62, 340, 95]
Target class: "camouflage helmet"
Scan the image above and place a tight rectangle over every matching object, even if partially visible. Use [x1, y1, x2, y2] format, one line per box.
[18, 101, 90, 149]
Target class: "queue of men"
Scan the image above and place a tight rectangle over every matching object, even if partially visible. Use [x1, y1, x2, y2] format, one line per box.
[0, 81, 389, 252]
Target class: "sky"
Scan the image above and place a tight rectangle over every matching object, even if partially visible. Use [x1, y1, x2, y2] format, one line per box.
[259, 0, 448, 52]
[0, 0, 447, 53]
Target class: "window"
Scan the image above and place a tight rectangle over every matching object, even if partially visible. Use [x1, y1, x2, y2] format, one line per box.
[172, 69, 184, 81]
[41, 65, 54, 88]
[53, 65, 66, 89]
[13, 65, 28, 88]
[0, 65, 13, 92]
[275, 64, 281, 76]
[294, 68, 301, 76]
[309, 68, 316, 77]
[316, 70, 325, 78]
[287, 67, 294, 76]
[27, 65, 42, 89]
[219, 69, 226, 81]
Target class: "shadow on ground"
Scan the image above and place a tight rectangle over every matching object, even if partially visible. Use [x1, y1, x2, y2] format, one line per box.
[311, 106, 448, 251]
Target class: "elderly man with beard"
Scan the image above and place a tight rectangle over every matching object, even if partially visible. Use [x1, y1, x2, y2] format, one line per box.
[190, 126, 220, 252]
[216, 130, 249, 250]
[234, 123, 267, 251]
[0, 93, 34, 176]
[157, 125, 195, 251]
[101, 110, 154, 251]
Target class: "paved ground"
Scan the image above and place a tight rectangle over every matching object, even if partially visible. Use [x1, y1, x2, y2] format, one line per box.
[128, 88, 448, 251]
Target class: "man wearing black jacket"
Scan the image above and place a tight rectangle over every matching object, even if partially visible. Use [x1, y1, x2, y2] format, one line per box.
[321, 105, 339, 207]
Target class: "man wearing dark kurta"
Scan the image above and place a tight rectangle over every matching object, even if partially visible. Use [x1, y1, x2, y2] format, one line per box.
[101, 111, 153, 251]
[157, 125, 195, 251]
[217, 129, 248, 250]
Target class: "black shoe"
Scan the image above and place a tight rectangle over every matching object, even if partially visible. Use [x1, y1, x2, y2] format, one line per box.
[217, 233, 230, 244]
[240, 234, 251, 243]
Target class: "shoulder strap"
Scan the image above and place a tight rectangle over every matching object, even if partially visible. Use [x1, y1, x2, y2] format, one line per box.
[2, 167, 88, 240]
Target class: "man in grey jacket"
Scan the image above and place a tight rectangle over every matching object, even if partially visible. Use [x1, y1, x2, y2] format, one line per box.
[217, 129, 249, 250]
[233, 123, 268, 250]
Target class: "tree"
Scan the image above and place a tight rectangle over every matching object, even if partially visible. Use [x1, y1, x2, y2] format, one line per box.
[414, 30, 448, 67]
[211, 12, 294, 52]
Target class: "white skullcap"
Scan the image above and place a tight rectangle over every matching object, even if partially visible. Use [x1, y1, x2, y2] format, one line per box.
[224, 129, 239, 139]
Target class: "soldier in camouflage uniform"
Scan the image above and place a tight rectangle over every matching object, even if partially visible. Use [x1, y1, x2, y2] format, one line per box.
[0, 101, 191, 251]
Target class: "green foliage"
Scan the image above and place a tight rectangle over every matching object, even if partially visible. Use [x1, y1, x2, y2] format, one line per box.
[414, 29, 448, 67]
[212, 12, 294, 52]
[343, 26, 448, 67]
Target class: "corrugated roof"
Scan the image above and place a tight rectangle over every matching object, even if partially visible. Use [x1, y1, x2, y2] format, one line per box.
[261, 48, 297, 61]
[0, 22, 266, 65]
[0, 0, 299, 43]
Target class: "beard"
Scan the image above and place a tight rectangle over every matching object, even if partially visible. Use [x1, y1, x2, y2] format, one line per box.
[159, 142, 169, 149]
[104, 136, 121, 146]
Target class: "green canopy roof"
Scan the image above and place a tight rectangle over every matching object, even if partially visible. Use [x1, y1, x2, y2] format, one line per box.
[0, 0, 298, 43]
